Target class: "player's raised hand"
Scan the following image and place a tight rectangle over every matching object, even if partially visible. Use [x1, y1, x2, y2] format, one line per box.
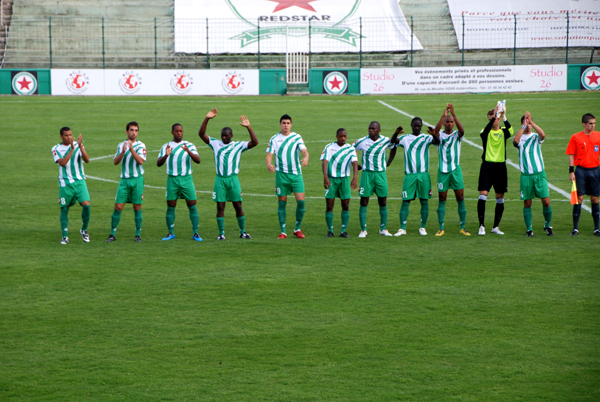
[206, 108, 217, 119]
[127, 139, 134, 150]
[77, 134, 83, 147]
[181, 144, 189, 153]
[447, 103, 455, 115]
[122, 142, 128, 152]
[394, 126, 404, 135]
[427, 126, 435, 135]
[239, 115, 250, 127]
[165, 145, 172, 156]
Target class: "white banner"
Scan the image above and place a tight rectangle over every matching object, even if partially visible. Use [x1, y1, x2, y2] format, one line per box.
[360, 65, 567, 94]
[174, 0, 422, 54]
[447, 0, 600, 49]
[51, 69, 259, 96]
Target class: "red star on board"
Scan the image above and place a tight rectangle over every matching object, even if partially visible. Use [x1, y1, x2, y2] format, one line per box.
[329, 76, 342, 90]
[586, 71, 600, 86]
[268, 0, 317, 13]
[17, 77, 32, 90]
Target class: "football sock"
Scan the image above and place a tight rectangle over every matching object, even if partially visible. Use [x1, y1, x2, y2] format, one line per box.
[217, 217, 225, 235]
[278, 200, 287, 233]
[188, 205, 199, 234]
[60, 206, 69, 238]
[134, 209, 142, 237]
[437, 200, 446, 230]
[457, 200, 467, 229]
[295, 200, 305, 231]
[379, 206, 388, 231]
[542, 205, 552, 228]
[325, 211, 334, 233]
[400, 201, 410, 230]
[572, 204, 581, 230]
[359, 205, 367, 231]
[341, 210, 350, 233]
[477, 194, 487, 226]
[237, 216, 246, 234]
[493, 198, 504, 228]
[81, 204, 91, 231]
[592, 203, 600, 230]
[166, 206, 176, 234]
[419, 199, 429, 228]
[523, 207, 533, 231]
[111, 209, 122, 236]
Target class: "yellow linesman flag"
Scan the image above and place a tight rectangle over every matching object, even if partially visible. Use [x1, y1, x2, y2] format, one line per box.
[571, 181, 578, 205]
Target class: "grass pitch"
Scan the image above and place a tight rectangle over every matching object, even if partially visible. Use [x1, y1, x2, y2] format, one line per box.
[1, 91, 599, 401]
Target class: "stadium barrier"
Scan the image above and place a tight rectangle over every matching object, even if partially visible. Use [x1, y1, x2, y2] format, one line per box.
[2, 64, 598, 96]
[2, 15, 598, 70]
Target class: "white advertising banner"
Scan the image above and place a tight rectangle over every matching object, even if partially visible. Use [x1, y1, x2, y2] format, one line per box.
[51, 69, 259, 96]
[360, 65, 567, 94]
[447, 0, 600, 49]
[174, 0, 422, 54]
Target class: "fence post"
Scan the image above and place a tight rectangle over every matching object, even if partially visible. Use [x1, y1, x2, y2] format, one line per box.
[410, 15, 414, 68]
[461, 14, 465, 66]
[359, 17, 363, 68]
[49, 17, 53, 68]
[206, 18, 210, 69]
[257, 19, 260, 69]
[308, 20, 312, 70]
[513, 13, 517, 65]
[154, 17, 158, 69]
[565, 12, 570, 64]
[102, 17, 106, 69]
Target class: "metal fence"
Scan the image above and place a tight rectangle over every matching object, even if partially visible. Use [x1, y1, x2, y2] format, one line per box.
[2, 14, 598, 69]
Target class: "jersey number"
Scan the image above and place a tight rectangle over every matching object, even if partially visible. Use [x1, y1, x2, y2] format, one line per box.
[438, 183, 444, 190]
[212, 192, 216, 200]
[359, 187, 364, 195]
[402, 191, 408, 199]
[59, 198, 66, 205]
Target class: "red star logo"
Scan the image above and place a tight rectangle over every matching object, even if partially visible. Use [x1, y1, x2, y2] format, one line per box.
[18, 77, 32, 90]
[586, 71, 600, 86]
[329, 76, 342, 90]
[268, 0, 317, 13]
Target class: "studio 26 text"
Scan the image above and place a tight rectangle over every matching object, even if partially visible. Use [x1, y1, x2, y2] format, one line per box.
[530, 66, 563, 89]
[362, 70, 395, 92]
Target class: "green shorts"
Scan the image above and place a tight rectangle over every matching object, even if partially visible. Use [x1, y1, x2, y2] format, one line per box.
[325, 176, 351, 200]
[59, 180, 90, 207]
[520, 171, 549, 200]
[437, 165, 465, 192]
[166, 175, 197, 201]
[213, 175, 243, 202]
[276, 171, 305, 196]
[115, 176, 144, 204]
[359, 170, 388, 198]
[402, 172, 432, 200]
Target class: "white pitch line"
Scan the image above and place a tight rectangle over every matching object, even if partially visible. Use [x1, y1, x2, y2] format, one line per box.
[377, 100, 591, 212]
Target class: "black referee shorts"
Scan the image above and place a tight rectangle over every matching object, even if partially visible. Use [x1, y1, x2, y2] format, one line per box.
[575, 166, 600, 197]
[478, 161, 508, 194]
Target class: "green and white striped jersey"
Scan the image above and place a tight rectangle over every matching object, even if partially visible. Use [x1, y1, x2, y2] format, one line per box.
[158, 140, 198, 176]
[436, 130, 462, 173]
[115, 140, 146, 179]
[397, 134, 435, 174]
[52, 143, 85, 187]
[266, 132, 307, 175]
[208, 138, 250, 177]
[515, 133, 545, 175]
[320, 142, 358, 178]
[352, 135, 394, 172]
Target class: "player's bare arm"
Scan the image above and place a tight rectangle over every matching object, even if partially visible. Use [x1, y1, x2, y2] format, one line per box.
[387, 147, 397, 167]
[449, 104, 465, 137]
[157, 145, 171, 167]
[433, 107, 448, 136]
[78, 134, 90, 163]
[266, 152, 275, 173]
[113, 142, 128, 165]
[301, 149, 309, 167]
[351, 161, 358, 191]
[57, 138, 75, 167]
[198, 108, 217, 145]
[390, 125, 404, 144]
[322, 159, 331, 189]
[182, 144, 201, 164]
[530, 113, 546, 141]
[240, 115, 259, 149]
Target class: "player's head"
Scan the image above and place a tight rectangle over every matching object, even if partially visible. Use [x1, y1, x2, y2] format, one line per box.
[582, 113, 596, 133]
[443, 114, 455, 132]
[171, 123, 184, 142]
[221, 127, 233, 144]
[411, 117, 423, 134]
[368, 121, 380, 139]
[126, 121, 139, 141]
[336, 128, 347, 145]
[60, 127, 72, 144]
[280, 114, 292, 134]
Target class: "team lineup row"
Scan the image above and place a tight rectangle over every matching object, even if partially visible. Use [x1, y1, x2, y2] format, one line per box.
[51, 104, 600, 244]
